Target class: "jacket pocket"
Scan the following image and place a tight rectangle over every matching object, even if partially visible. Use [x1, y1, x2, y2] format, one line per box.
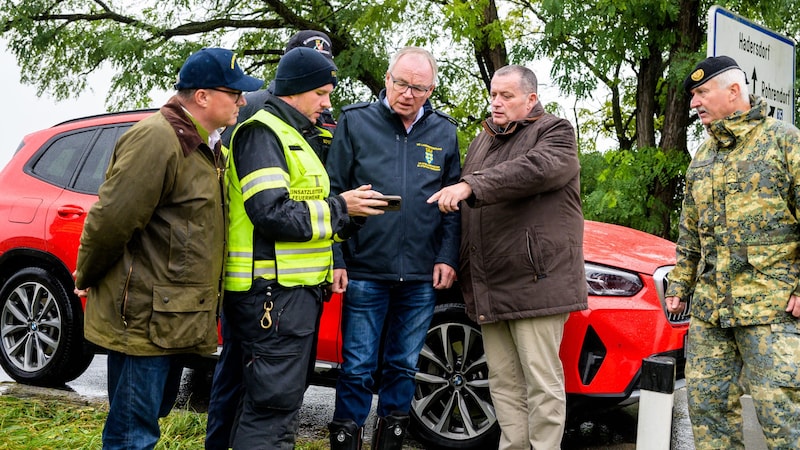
[150, 284, 216, 349]
[732, 242, 800, 299]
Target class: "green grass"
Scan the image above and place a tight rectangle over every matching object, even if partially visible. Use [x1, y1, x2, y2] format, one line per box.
[0, 396, 328, 449]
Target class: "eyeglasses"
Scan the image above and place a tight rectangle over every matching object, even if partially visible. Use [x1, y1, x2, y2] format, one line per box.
[207, 87, 243, 103]
[389, 73, 432, 98]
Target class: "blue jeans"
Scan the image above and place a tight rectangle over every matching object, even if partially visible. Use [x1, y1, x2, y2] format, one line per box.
[103, 351, 183, 450]
[333, 280, 436, 426]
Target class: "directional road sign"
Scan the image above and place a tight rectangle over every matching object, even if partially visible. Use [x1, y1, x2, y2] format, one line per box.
[708, 5, 796, 124]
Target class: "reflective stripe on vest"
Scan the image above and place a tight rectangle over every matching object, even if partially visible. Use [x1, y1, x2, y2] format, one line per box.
[225, 110, 334, 291]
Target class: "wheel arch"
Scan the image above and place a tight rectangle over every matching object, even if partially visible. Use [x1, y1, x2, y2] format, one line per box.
[0, 248, 77, 302]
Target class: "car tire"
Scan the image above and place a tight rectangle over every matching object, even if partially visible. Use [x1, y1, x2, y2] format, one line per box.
[410, 302, 500, 450]
[0, 267, 94, 386]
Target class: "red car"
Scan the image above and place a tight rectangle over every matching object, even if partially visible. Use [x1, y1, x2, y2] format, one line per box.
[0, 110, 688, 450]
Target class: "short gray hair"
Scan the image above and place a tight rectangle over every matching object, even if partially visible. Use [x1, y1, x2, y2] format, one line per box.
[714, 69, 749, 102]
[494, 65, 538, 94]
[388, 46, 438, 86]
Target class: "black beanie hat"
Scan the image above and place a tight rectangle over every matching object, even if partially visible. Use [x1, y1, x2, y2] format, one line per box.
[683, 55, 741, 94]
[273, 47, 338, 96]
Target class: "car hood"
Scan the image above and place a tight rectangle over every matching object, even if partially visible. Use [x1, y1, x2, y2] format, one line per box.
[583, 220, 676, 274]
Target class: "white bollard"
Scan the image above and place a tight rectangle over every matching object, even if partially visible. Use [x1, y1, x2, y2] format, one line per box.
[636, 356, 676, 450]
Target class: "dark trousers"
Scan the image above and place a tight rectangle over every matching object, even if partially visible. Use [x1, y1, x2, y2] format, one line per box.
[220, 282, 323, 449]
[206, 285, 324, 449]
[205, 310, 243, 450]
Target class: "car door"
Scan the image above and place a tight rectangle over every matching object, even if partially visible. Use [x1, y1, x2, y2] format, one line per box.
[42, 124, 133, 272]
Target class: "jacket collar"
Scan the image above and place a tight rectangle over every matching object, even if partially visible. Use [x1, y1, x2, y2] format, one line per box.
[377, 89, 434, 130]
[482, 101, 545, 137]
[706, 95, 766, 149]
[263, 92, 320, 138]
[161, 95, 207, 157]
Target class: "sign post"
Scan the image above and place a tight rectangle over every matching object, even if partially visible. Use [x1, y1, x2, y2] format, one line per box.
[635, 357, 676, 450]
[708, 6, 796, 124]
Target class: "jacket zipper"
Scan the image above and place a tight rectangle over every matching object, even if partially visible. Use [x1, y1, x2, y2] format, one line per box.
[121, 262, 134, 328]
[216, 152, 226, 317]
[399, 133, 406, 282]
[526, 231, 547, 282]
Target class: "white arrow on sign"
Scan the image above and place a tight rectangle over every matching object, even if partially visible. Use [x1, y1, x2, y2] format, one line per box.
[708, 5, 796, 124]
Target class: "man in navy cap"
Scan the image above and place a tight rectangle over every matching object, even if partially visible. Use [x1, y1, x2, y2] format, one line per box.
[215, 47, 385, 449]
[666, 55, 800, 449]
[74, 47, 262, 450]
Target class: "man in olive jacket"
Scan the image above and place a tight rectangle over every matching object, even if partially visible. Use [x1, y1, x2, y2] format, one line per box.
[429, 64, 587, 449]
[74, 48, 262, 450]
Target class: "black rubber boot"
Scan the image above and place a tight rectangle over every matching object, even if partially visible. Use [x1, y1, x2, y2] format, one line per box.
[329, 418, 363, 450]
[370, 413, 410, 450]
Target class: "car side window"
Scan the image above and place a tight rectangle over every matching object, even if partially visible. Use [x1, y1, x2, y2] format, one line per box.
[30, 130, 93, 188]
[73, 125, 132, 194]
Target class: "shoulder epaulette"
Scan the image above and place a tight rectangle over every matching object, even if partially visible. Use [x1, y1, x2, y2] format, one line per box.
[341, 101, 372, 112]
[433, 109, 458, 126]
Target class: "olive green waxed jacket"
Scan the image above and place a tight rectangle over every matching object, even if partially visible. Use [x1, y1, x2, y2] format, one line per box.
[75, 96, 226, 356]
[667, 96, 800, 327]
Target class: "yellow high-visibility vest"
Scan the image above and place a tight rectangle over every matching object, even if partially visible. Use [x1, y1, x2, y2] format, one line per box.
[225, 110, 334, 290]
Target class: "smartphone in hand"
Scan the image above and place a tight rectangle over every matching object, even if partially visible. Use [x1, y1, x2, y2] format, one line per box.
[374, 195, 401, 211]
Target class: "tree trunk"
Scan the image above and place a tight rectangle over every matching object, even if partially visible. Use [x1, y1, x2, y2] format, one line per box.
[474, 0, 507, 92]
[655, 0, 703, 239]
[636, 44, 661, 150]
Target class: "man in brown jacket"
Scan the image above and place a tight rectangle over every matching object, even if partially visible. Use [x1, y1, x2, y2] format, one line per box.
[428, 64, 587, 449]
[74, 48, 263, 450]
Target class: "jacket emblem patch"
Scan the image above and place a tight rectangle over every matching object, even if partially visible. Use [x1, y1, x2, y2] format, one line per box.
[416, 143, 442, 172]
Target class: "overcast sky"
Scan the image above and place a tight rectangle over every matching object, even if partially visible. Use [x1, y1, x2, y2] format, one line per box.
[0, 43, 166, 169]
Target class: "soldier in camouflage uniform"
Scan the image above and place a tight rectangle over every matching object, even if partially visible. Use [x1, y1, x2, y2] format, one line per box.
[665, 55, 800, 449]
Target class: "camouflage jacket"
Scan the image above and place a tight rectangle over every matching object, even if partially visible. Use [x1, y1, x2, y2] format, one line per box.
[666, 96, 800, 327]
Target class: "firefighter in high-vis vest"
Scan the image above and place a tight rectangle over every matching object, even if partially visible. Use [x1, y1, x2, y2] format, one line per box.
[217, 47, 385, 449]
[207, 31, 339, 450]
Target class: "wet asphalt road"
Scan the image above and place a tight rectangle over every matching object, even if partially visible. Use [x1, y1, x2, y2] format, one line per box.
[0, 355, 769, 449]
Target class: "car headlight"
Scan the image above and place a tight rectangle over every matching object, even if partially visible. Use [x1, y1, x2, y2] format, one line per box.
[585, 262, 643, 296]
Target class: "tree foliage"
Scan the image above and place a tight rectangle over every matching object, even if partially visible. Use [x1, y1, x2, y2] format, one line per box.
[580, 147, 689, 240]
[2, 0, 799, 239]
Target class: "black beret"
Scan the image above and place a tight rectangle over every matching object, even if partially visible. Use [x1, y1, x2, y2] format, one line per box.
[683, 56, 741, 94]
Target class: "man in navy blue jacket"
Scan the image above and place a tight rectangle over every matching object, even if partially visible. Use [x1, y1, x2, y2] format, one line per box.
[325, 46, 461, 450]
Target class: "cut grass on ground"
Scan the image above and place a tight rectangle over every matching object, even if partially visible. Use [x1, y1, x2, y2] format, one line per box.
[0, 396, 327, 449]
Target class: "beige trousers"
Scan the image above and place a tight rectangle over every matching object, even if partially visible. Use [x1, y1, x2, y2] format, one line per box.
[481, 313, 569, 450]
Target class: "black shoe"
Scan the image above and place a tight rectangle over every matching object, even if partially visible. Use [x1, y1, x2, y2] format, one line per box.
[329, 418, 363, 450]
[370, 413, 410, 450]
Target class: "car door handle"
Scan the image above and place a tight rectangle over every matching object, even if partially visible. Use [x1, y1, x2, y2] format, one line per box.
[57, 205, 87, 218]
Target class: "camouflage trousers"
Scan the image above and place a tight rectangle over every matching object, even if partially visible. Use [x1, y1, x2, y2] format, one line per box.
[686, 317, 800, 449]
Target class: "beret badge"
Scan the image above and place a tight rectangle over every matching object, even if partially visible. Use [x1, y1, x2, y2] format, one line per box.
[683, 55, 741, 94]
